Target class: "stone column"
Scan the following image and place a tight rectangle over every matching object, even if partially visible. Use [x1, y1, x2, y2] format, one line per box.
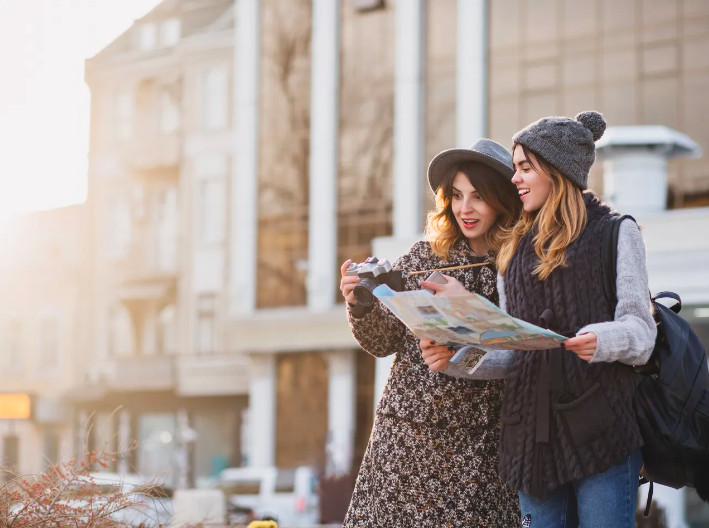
[175, 409, 193, 489]
[307, 0, 341, 312]
[247, 354, 276, 467]
[230, 0, 260, 315]
[325, 350, 356, 475]
[142, 302, 158, 356]
[117, 409, 131, 475]
[76, 409, 89, 461]
[456, 0, 488, 145]
[393, 0, 425, 238]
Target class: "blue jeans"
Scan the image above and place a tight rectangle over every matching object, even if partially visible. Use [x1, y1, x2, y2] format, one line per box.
[518, 449, 642, 528]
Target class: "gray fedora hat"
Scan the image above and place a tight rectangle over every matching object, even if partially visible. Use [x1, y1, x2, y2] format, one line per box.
[427, 138, 514, 194]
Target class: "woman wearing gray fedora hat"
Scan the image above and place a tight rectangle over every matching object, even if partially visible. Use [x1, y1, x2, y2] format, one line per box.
[338, 138, 521, 527]
[422, 112, 656, 528]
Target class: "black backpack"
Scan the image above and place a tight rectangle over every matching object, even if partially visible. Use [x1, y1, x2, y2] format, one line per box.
[602, 214, 709, 510]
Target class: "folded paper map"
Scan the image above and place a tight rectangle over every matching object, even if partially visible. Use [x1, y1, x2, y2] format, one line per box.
[373, 284, 566, 375]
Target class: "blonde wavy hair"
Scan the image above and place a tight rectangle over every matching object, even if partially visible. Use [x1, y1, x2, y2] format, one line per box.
[425, 162, 521, 261]
[497, 144, 587, 281]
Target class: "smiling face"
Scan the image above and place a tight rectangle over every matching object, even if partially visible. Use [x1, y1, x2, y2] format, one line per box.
[451, 171, 498, 254]
[512, 145, 554, 213]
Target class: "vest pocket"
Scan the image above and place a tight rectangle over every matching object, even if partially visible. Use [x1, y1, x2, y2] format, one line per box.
[554, 382, 615, 446]
[501, 411, 523, 453]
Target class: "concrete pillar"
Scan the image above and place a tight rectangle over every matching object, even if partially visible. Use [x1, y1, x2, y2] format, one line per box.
[393, 0, 425, 239]
[307, 0, 341, 312]
[142, 303, 158, 356]
[117, 409, 131, 475]
[77, 409, 89, 461]
[456, 0, 488, 145]
[325, 350, 356, 475]
[247, 354, 276, 467]
[230, 0, 260, 315]
[175, 409, 191, 489]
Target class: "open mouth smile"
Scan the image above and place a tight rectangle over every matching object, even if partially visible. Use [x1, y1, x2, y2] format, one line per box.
[518, 188, 530, 198]
[461, 219, 479, 228]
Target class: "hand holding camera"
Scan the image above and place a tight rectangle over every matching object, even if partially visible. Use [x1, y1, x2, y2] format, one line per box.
[340, 256, 478, 314]
[342, 257, 405, 308]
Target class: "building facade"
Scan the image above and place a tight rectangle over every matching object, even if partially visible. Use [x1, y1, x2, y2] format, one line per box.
[0, 0, 698, 524]
[82, 0, 249, 487]
[0, 206, 87, 478]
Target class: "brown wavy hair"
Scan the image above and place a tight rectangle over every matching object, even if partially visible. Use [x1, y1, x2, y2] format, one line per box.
[425, 161, 521, 261]
[497, 144, 587, 280]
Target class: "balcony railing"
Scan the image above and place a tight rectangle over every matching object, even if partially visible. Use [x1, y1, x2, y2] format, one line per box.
[119, 134, 181, 171]
[176, 352, 250, 397]
[85, 355, 176, 392]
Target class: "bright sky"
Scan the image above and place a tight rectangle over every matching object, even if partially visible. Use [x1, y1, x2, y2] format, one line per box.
[0, 0, 163, 222]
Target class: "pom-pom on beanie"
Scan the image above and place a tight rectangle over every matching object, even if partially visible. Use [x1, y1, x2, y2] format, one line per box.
[512, 111, 607, 189]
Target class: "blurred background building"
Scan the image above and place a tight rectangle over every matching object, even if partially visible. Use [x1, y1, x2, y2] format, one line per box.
[1, 0, 707, 525]
[0, 206, 87, 477]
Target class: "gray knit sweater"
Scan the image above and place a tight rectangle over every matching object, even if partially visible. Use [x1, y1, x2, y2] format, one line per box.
[444, 220, 657, 379]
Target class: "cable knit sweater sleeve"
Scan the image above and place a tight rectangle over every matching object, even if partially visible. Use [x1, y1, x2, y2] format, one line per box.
[578, 219, 657, 365]
[443, 220, 656, 377]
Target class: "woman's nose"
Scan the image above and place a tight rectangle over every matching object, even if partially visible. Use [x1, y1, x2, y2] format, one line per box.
[511, 171, 522, 183]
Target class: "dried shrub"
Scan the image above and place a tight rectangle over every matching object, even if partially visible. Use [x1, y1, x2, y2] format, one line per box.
[0, 450, 167, 528]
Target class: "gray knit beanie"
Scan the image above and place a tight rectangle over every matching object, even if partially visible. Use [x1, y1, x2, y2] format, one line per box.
[512, 111, 606, 190]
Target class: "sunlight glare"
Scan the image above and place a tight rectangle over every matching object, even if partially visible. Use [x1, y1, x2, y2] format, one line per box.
[0, 0, 164, 221]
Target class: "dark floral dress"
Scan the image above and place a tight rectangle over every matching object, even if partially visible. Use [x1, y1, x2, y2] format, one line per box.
[343, 240, 520, 528]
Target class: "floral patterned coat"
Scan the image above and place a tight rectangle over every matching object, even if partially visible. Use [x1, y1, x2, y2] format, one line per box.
[343, 240, 520, 528]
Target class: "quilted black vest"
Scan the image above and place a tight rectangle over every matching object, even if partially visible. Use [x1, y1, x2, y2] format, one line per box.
[498, 193, 643, 498]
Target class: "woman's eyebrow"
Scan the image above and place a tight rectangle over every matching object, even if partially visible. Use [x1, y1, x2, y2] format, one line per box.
[513, 158, 530, 168]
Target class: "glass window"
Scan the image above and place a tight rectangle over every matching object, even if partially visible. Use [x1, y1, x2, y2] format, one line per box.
[160, 18, 181, 47]
[159, 89, 180, 134]
[108, 305, 133, 358]
[3, 435, 19, 474]
[137, 23, 157, 51]
[156, 187, 178, 270]
[200, 66, 228, 130]
[115, 91, 134, 140]
[106, 197, 131, 260]
[137, 414, 176, 486]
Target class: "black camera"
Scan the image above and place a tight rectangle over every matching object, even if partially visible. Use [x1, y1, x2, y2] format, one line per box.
[346, 257, 405, 307]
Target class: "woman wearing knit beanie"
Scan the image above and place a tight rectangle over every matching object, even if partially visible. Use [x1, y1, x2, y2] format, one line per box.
[421, 111, 656, 527]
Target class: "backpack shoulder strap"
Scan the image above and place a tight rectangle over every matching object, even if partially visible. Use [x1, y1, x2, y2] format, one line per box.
[601, 214, 636, 304]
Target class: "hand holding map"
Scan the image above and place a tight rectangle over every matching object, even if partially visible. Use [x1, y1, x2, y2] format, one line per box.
[373, 284, 566, 375]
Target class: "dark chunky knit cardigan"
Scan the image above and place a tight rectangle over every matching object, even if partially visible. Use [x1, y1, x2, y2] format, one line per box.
[498, 193, 643, 497]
